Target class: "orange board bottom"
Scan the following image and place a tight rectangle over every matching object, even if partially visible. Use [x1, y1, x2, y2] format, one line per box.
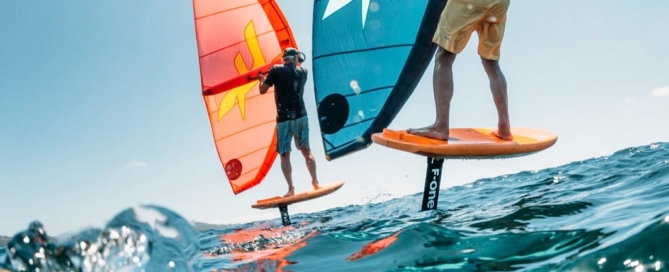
[252, 180, 345, 209]
[371, 127, 557, 159]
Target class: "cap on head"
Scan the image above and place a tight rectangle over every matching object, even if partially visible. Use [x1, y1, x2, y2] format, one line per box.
[283, 47, 299, 58]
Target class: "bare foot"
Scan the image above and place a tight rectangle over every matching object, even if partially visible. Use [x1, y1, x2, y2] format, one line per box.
[312, 181, 320, 190]
[407, 125, 449, 141]
[284, 187, 295, 197]
[490, 130, 513, 141]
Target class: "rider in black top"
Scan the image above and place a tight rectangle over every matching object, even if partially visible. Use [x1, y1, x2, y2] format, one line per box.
[257, 47, 320, 197]
[261, 54, 308, 122]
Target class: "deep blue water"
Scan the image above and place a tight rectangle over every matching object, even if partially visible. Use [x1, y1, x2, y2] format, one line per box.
[2, 143, 669, 271]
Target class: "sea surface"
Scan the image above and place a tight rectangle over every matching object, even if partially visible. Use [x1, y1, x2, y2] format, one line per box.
[1, 143, 668, 271]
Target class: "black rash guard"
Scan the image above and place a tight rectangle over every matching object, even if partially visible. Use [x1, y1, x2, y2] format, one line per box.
[263, 63, 308, 122]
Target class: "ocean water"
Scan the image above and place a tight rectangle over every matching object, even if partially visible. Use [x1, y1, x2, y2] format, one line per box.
[2, 142, 668, 272]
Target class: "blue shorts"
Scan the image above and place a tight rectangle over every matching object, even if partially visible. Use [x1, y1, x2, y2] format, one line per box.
[276, 116, 310, 155]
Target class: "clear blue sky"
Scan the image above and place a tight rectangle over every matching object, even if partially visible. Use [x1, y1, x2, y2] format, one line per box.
[1, 0, 668, 236]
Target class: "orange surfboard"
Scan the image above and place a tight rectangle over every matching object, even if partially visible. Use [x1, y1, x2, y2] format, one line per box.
[252, 180, 345, 209]
[371, 127, 557, 159]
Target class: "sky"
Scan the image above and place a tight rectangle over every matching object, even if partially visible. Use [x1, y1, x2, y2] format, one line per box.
[1, 0, 668, 236]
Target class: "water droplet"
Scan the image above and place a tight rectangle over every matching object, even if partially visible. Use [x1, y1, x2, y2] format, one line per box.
[350, 80, 362, 95]
[369, 19, 382, 30]
[23, 236, 30, 243]
[598, 258, 607, 265]
[169, 261, 175, 268]
[370, 1, 379, 12]
[467, 4, 473, 9]
[358, 110, 365, 119]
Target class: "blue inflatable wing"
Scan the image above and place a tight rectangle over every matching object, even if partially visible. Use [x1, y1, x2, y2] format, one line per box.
[313, 0, 447, 160]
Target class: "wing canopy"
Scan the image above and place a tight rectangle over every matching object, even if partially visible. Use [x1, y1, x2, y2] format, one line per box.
[193, 0, 298, 194]
[312, 0, 447, 160]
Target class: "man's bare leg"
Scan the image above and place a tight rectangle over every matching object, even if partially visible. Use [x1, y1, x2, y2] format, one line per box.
[300, 147, 320, 190]
[280, 152, 295, 197]
[408, 47, 456, 140]
[481, 57, 513, 140]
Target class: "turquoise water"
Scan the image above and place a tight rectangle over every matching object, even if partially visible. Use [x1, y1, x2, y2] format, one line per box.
[2, 143, 668, 271]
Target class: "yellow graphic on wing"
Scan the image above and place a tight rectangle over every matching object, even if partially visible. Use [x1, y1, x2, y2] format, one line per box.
[218, 21, 267, 121]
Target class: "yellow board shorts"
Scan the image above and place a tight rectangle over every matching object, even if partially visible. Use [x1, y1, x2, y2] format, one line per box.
[433, 0, 510, 60]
